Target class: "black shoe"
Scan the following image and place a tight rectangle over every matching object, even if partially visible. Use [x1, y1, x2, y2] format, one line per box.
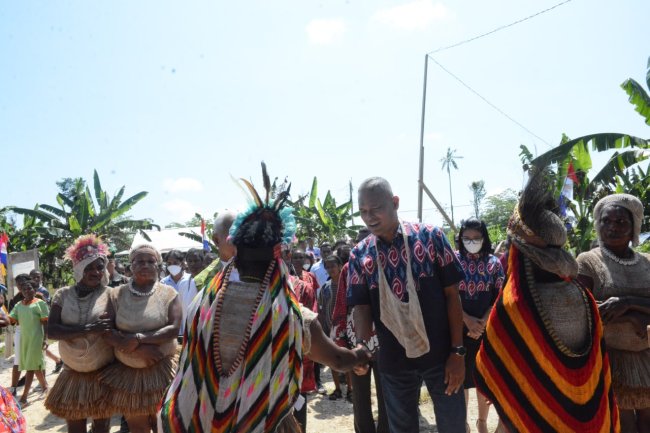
[345, 391, 353, 403]
[53, 361, 64, 373]
[119, 416, 130, 433]
[17, 376, 25, 387]
[328, 389, 342, 400]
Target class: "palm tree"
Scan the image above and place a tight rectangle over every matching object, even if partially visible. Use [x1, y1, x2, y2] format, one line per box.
[440, 147, 463, 225]
[5, 170, 158, 286]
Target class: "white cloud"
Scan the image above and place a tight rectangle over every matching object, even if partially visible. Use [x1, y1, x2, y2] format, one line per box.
[163, 177, 203, 193]
[426, 132, 443, 141]
[306, 18, 346, 45]
[372, 0, 449, 31]
[162, 199, 197, 222]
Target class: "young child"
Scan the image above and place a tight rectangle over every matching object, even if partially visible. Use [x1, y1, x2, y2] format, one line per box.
[8, 275, 49, 406]
[33, 292, 63, 373]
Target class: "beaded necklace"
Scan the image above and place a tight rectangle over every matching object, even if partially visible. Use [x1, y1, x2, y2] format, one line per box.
[599, 241, 640, 266]
[129, 281, 157, 297]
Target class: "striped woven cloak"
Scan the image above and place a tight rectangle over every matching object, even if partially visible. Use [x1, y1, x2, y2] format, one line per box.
[475, 246, 619, 433]
[158, 260, 303, 433]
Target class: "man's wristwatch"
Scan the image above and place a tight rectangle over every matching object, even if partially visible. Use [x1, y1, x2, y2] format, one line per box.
[451, 345, 467, 356]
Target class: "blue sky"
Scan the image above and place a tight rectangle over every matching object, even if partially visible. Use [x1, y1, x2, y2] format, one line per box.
[2, 0, 649, 229]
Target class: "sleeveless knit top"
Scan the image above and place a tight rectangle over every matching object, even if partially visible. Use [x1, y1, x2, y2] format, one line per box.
[110, 282, 178, 368]
[577, 249, 650, 351]
[52, 286, 114, 372]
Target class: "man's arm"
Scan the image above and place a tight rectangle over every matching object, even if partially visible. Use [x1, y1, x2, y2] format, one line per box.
[353, 305, 373, 343]
[443, 282, 465, 395]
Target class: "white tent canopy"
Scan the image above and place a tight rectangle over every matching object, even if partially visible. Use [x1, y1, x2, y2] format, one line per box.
[119, 227, 204, 255]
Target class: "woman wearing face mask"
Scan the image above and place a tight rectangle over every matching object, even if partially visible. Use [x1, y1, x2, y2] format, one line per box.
[455, 218, 505, 433]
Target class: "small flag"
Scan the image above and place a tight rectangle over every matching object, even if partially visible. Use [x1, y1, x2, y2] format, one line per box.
[567, 162, 579, 184]
[201, 220, 210, 251]
[0, 233, 8, 277]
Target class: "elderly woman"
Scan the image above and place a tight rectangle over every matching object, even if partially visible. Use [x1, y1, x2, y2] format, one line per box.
[158, 163, 370, 433]
[101, 244, 181, 433]
[45, 235, 114, 433]
[577, 194, 650, 432]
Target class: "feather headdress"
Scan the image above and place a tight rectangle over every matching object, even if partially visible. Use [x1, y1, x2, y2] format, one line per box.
[65, 234, 110, 283]
[65, 234, 109, 265]
[229, 162, 296, 247]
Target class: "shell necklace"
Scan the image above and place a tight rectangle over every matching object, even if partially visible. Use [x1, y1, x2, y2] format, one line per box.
[599, 241, 640, 266]
[129, 281, 157, 297]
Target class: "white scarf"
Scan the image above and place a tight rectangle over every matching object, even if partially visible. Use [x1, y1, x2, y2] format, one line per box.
[377, 223, 430, 358]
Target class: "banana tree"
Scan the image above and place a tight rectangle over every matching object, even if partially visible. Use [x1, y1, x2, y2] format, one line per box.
[526, 57, 650, 253]
[4, 170, 157, 286]
[291, 177, 362, 243]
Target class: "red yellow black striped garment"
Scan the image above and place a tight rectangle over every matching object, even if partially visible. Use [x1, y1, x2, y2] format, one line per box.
[475, 246, 620, 433]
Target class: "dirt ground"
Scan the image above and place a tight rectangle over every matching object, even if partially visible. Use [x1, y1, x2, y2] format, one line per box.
[1, 341, 499, 432]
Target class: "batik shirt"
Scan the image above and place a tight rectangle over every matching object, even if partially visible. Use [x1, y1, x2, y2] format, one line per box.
[456, 252, 504, 319]
[348, 222, 464, 371]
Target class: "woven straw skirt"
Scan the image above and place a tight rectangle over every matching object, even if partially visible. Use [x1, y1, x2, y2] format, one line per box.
[98, 356, 177, 416]
[609, 348, 650, 409]
[45, 366, 113, 420]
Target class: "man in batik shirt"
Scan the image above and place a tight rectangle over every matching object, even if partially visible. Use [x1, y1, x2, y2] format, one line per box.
[349, 177, 467, 433]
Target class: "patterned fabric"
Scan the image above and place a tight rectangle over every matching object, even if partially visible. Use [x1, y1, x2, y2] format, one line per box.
[0, 386, 25, 433]
[348, 222, 459, 303]
[331, 263, 379, 350]
[348, 222, 464, 371]
[475, 246, 620, 433]
[456, 252, 504, 319]
[158, 260, 303, 433]
[290, 271, 318, 393]
[194, 258, 223, 290]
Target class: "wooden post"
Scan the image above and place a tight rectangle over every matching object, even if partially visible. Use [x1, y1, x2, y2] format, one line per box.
[417, 54, 429, 222]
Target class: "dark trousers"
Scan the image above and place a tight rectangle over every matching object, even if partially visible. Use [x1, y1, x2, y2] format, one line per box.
[351, 361, 389, 433]
[380, 363, 466, 433]
[314, 362, 322, 386]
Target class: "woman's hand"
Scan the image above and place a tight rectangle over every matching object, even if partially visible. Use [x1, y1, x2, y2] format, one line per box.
[103, 330, 139, 353]
[598, 297, 628, 322]
[83, 313, 112, 334]
[464, 315, 486, 337]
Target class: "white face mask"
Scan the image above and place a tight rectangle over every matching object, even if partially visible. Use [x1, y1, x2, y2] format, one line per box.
[463, 241, 483, 254]
[167, 265, 182, 276]
[302, 263, 311, 271]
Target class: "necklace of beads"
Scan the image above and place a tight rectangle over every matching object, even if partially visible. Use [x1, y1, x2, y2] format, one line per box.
[599, 241, 640, 266]
[129, 281, 157, 297]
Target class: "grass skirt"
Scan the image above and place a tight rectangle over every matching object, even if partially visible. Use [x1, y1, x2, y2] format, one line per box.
[609, 348, 650, 409]
[99, 356, 177, 416]
[45, 366, 113, 420]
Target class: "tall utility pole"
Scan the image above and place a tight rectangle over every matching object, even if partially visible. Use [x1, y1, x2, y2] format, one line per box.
[417, 54, 456, 232]
[417, 54, 429, 222]
[349, 180, 355, 225]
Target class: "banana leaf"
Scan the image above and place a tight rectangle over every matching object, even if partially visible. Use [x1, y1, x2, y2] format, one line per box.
[621, 78, 650, 126]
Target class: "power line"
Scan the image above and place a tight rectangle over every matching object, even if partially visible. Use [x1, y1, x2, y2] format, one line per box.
[427, 0, 573, 55]
[428, 56, 552, 147]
